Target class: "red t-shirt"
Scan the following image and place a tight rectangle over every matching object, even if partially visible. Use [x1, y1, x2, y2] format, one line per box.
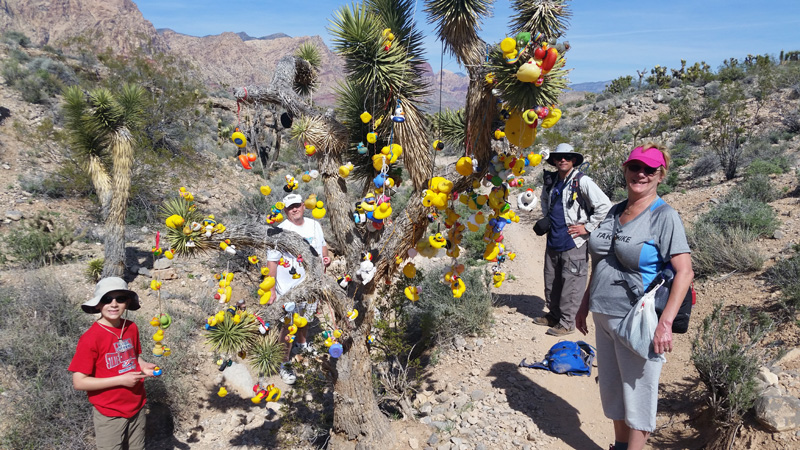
[68, 320, 146, 418]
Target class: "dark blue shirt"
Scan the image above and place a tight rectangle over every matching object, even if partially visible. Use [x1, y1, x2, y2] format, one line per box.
[547, 178, 576, 252]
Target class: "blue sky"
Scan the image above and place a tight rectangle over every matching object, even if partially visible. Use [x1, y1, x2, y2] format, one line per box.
[135, 0, 800, 84]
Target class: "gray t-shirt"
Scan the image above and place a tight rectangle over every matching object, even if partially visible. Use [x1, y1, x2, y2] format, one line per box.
[588, 197, 691, 317]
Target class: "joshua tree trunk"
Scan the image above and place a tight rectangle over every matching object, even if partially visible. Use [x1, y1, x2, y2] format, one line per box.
[103, 129, 135, 277]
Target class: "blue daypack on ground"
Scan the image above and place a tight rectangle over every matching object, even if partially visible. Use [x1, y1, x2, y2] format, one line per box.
[519, 340, 595, 377]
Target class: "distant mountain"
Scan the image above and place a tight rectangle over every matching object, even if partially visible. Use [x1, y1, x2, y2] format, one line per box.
[234, 32, 291, 41]
[570, 80, 611, 93]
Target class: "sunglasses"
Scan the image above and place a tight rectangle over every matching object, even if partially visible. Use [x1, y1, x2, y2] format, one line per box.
[626, 163, 659, 176]
[553, 155, 574, 162]
[100, 296, 130, 305]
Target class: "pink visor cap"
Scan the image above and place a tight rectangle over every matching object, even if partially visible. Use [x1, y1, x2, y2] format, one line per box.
[623, 146, 666, 168]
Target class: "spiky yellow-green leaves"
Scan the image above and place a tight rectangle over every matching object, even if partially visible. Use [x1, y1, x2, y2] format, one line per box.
[509, 0, 572, 41]
[487, 46, 569, 112]
[206, 313, 258, 357]
[160, 196, 205, 256]
[248, 332, 285, 377]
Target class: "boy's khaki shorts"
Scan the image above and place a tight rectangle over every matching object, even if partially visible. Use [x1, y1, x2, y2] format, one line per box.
[93, 406, 146, 450]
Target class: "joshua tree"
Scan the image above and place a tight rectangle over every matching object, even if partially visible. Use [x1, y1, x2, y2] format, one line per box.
[183, 0, 573, 446]
[63, 84, 145, 277]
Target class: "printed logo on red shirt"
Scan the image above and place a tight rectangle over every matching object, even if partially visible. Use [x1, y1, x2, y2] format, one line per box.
[104, 338, 137, 374]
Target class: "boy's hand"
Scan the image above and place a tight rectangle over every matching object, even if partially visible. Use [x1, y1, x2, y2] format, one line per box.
[119, 371, 147, 387]
[139, 361, 157, 376]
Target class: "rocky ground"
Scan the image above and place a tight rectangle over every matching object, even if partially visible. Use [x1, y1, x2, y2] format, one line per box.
[3, 77, 800, 449]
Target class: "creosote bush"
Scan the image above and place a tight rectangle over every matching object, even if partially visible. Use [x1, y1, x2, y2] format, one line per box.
[2, 213, 76, 267]
[692, 304, 772, 430]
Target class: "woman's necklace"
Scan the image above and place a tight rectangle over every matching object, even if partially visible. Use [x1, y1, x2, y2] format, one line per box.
[97, 319, 127, 341]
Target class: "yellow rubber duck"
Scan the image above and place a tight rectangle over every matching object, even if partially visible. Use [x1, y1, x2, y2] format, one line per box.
[428, 233, 447, 249]
[293, 313, 308, 328]
[312, 201, 326, 219]
[493, 271, 507, 288]
[260, 185, 272, 196]
[266, 385, 281, 402]
[347, 309, 359, 320]
[367, 132, 377, 144]
[404, 285, 421, 302]
[152, 343, 165, 356]
[153, 329, 164, 342]
[248, 255, 259, 264]
[455, 156, 474, 177]
[165, 214, 184, 229]
[150, 280, 162, 291]
[303, 193, 317, 209]
[259, 291, 271, 305]
[164, 249, 174, 260]
[373, 202, 392, 220]
[494, 129, 506, 140]
[260, 267, 270, 276]
[218, 386, 229, 397]
[287, 325, 298, 335]
[231, 129, 247, 148]
[150, 316, 160, 327]
[259, 277, 276, 291]
[451, 277, 466, 298]
[339, 162, 354, 178]
[305, 144, 316, 156]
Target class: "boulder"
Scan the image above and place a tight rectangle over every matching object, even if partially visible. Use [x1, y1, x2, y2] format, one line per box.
[754, 394, 800, 432]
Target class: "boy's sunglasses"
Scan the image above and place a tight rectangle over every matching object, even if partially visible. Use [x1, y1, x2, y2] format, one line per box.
[626, 163, 659, 176]
[100, 296, 130, 305]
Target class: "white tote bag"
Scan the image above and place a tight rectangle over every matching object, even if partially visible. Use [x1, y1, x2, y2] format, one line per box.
[615, 280, 665, 361]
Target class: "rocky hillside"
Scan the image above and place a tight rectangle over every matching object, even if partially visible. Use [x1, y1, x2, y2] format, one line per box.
[0, 0, 472, 109]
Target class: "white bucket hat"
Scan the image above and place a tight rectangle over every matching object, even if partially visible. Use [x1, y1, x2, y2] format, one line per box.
[546, 143, 584, 166]
[82, 277, 140, 313]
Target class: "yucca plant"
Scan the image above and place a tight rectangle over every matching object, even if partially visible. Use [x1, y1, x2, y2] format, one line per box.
[487, 47, 570, 112]
[205, 313, 258, 357]
[85, 258, 104, 282]
[159, 196, 206, 256]
[295, 42, 321, 96]
[425, 0, 493, 65]
[508, 0, 572, 40]
[62, 84, 145, 277]
[248, 331, 285, 377]
[429, 108, 467, 149]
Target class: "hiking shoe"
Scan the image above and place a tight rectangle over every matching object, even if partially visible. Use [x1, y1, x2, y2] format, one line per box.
[546, 324, 575, 336]
[279, 363, 296, 385]
[533, 315, 557, 327]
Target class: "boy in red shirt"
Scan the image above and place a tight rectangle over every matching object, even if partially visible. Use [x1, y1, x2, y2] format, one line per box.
[69, 277, 158, 450]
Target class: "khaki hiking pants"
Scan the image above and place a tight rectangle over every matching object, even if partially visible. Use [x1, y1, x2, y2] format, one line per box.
[543, 245, 589, 329]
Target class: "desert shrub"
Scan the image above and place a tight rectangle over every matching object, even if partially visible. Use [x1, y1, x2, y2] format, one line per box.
[745, 158, 787, 177]
[85, 258, 104, 282]
[408, 264, 492, 348]
[2, 213, 76, 267]
[1, 57, 25, 84]
[688, 222, 764, 278]
[699, 197, 778, 238]
[764, 254, 800, 313]
[692, 304, 772, 429]
[657, 170, 679, 196]
[691, 152, 721, 178]
[0, 280, 95, 449]
[675, 127, 703, 147]
[732, 173, 778, 203]
[604, 75, 633, 94]
[2, 30, 31, 47]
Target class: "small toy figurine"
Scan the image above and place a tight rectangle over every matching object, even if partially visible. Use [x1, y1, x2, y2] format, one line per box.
[217, 386, 228, 397]
[152, 367, 163, 377]
[391, 105, 405, 123]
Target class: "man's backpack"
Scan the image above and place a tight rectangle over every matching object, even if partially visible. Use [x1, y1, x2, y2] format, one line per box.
[519, 341, 596, 376]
